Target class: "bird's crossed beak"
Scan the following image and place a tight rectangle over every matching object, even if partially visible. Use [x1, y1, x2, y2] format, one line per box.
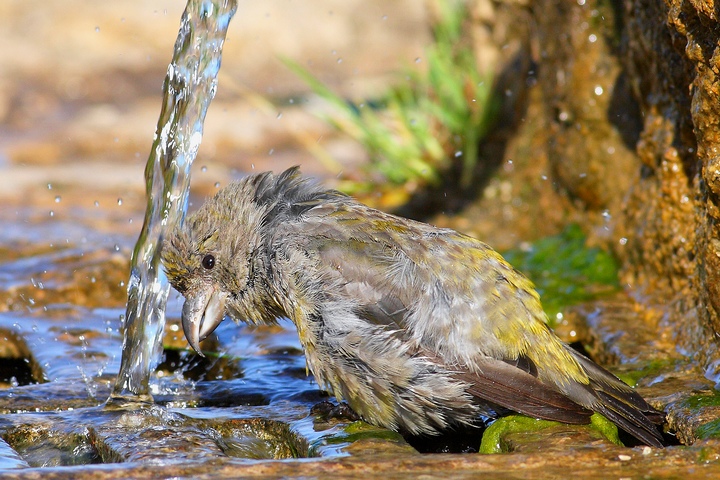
[181, 286, 227, 356]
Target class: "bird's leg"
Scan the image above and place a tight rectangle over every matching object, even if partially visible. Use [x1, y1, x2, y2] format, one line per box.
[310, 399, 361, 423]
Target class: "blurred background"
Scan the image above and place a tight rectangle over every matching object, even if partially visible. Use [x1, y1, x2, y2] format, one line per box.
[0, 1, 431, 222]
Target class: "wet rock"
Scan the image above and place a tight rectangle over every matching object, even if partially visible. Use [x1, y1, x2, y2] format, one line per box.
[526, 0, 720, 364]
[2, 443, 720, 479]
[0, 329, 42, 388]
[0, 438, 30, 470]
[207, 417, 309, 459]
[0, 248, 129, 313]
[4, 424, 100, 468]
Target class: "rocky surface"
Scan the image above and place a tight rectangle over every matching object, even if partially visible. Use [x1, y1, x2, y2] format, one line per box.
[432, 0, 720, 388]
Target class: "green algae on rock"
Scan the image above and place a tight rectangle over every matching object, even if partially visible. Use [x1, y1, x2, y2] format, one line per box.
[478, 413, 622, 454]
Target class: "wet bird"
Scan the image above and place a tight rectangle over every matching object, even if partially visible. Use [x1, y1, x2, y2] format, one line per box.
[162, 167, 665, 447]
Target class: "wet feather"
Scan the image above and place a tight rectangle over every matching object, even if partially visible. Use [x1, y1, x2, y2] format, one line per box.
[162, 167, 665, 447]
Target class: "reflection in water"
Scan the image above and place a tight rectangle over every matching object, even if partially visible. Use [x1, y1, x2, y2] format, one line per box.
[109, 0, 237, 402]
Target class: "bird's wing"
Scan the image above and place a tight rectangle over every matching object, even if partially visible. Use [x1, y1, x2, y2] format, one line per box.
[286, 200, 593, 424]
[453, 356, 593, 423]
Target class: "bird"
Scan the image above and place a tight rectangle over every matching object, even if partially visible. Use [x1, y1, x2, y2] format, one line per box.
[161, 167, 665, 447]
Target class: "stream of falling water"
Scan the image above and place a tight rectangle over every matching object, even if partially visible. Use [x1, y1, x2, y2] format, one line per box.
[109, 0, 237, 402]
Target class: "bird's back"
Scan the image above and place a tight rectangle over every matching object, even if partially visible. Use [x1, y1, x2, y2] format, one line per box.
[239, 169, 665, 446]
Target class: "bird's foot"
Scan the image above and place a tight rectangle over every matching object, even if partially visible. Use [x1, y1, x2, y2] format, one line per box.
[310, 400, 360, 423]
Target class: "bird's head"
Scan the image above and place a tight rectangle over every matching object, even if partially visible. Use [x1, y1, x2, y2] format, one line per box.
[162, 181, 267, 355]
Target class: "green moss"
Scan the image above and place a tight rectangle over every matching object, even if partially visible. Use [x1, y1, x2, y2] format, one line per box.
[696, 419, 720, 440]
[479, 415, 560, 453]
[478, 413, 621, 453]
[590, 412, 622, 446]
[614, 358, 679, 388]
[681, 392, 720, 410]
[502, 224, 620, 326]
[323, 421, 405, 445]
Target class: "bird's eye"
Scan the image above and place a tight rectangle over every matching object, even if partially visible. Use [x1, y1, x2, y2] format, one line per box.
[201, 254, 215, 270]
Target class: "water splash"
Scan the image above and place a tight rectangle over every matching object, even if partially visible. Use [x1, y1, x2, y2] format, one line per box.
[109, 0, 237, 403]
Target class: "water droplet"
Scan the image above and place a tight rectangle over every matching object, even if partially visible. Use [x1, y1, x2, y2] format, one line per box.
[415, 57, 421, 63]
[54, 195, 61, 203]
[49, 210, 54, 217]
[588, 33, 597, 43]
[268, 148, 274, 156]
[577, 0, 586, 5]
[94, 201, 100, 207]
[201, 165, 207, 172]
[276, 112, 283, 120]
[214, 182, 220, 188]
[337, 58, 343, 64]
[95, 26, 100, 33]
[47, 183, 52, 190]
[114, 244, 121, 252]
[594, 85, 604, 96]
[189, 131, 203, 155]
[619, 237, 628, 245]
[117, 198, 123, 205]
[382, 15, 388, 20]
[454, 151, 463, 158]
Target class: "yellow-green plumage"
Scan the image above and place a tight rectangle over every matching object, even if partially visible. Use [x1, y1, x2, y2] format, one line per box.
[161, 167, 664, 447]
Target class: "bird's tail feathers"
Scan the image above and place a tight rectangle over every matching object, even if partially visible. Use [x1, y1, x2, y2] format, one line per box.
[566, 347, 665, 447]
